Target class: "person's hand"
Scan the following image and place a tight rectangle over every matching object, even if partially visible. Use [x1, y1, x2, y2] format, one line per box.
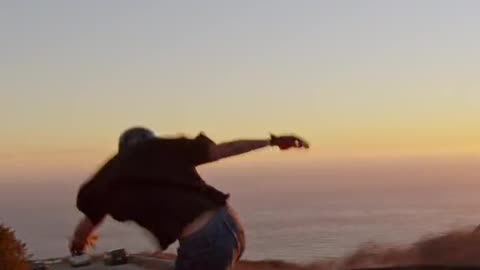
[270, 134, 310, 150]
[70, 233, 99, 256]
[69, 236, 86, 256]
[69, 217, 99, 256]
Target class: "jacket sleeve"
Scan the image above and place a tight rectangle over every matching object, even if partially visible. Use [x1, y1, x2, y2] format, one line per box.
[180, 133, 217, 166]
[76, 157, 116, 225]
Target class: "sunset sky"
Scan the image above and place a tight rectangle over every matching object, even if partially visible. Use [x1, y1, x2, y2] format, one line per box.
[1, 1, 480, 179]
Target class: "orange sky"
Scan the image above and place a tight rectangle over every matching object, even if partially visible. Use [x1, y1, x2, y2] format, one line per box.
[1, 2, 480, 180]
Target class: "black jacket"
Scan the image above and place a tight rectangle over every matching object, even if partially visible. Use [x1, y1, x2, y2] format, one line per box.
[76, 134, 229, 250]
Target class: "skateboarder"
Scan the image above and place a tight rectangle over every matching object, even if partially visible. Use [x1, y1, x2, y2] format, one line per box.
[69, 127, 309, 270]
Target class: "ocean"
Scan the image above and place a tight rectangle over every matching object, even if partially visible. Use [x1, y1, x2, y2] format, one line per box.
[2, 158, 480, 263]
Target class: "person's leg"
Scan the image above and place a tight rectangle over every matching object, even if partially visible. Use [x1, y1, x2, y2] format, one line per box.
[175, 207, 240, 270]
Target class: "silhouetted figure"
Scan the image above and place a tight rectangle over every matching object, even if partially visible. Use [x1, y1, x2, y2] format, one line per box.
[69, 126, 309, 270]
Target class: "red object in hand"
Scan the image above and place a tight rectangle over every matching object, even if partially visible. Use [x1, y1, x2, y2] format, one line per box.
[270, 134, 309, 150]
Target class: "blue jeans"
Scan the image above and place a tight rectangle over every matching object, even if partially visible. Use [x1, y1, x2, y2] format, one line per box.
[175, 207, 241, 270]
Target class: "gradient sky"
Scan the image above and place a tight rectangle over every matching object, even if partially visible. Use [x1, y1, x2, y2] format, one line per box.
[1, 1, 480, 178]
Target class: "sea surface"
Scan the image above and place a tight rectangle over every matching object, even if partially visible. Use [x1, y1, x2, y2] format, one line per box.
[2, 158, 480, 263]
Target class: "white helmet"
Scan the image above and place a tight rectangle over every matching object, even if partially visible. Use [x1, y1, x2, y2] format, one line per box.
[118, 126, 155, 153]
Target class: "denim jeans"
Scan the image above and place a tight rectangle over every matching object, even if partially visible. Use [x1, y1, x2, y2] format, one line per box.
[175, 207, 241, 270]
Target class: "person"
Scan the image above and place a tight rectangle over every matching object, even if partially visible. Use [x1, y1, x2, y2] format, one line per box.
[69, 127, 309, 270]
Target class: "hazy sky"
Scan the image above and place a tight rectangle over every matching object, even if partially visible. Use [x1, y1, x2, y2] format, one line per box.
[1, 1, 480, 178]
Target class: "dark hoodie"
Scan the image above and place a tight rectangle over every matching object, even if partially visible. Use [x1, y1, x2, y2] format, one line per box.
[76, 133, 229, 250]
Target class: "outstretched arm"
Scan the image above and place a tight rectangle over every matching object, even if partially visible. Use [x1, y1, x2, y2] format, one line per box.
[210, 134, 309, 160]
[211, 139, 271, 160]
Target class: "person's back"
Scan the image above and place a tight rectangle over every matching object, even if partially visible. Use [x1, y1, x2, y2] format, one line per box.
[70, 126, 309, 270]
[77, 133, 230, 249]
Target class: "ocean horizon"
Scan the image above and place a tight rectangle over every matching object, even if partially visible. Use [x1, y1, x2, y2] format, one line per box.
[2, 158, 480, 263]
